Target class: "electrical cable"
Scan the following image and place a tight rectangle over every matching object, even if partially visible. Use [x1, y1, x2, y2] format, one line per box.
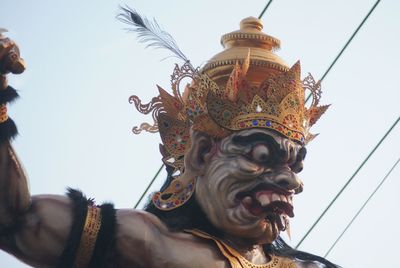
[134, 164, 164, 209]
[297, 0, 383, 246]
[258, 0, 274, 19]
[295, 115, 400, 249]
[324, 156, 400, 258]
[305, 0, 381, 103]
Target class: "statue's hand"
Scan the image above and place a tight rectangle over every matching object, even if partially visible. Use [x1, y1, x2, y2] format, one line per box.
[0, 29, 26, 89]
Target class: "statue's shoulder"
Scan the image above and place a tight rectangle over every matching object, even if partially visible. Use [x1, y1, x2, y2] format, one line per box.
[114, 209, 195, 241]
[112, 209, 169, 266]
[116, 209, 169, 235]
[113, 209, 215, 267]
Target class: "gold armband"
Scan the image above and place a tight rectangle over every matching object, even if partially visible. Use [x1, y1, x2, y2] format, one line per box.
[0, 104, 8, 123]
[74, 206, 102, 268]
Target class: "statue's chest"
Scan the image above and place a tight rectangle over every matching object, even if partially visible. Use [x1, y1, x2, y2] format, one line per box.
[147, 234, 231, 268]
[144, 230, 298, 268]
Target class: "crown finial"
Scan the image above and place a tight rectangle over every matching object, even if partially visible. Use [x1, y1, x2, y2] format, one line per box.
[240, 17, 263, 31]
[220, 17, 279, 50]
[202, 17, 286, 87]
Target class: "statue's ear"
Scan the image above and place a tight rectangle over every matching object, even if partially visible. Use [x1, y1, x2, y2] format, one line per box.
[184, 130, 215, 174]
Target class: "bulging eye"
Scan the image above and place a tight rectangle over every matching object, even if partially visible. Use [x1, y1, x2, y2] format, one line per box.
[251, 144, 270, 163]
[9, 53, 18, 61]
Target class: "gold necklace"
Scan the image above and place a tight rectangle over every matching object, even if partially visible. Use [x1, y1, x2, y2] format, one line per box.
[185, 229, 296, 268]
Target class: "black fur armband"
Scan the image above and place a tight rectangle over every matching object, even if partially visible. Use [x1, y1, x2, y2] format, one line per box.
[58, 189, 116, 268]
[0, 106, 18, 143]
[0, 86, 19, 105]
[0, 86, 19, 142]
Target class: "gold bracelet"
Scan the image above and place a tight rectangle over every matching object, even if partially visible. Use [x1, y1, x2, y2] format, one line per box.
[0, 104, 8, 123]
[74, 206, 102, 268]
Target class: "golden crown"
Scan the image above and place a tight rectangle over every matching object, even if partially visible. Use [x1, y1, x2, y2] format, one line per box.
[130, 17, 328, 173]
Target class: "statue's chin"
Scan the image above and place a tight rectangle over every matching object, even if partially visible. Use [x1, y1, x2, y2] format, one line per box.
[253, 219, 280, 244]
[215, 215, 281, 247]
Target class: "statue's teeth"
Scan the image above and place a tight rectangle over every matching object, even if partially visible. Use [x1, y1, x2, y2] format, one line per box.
[288, 195, 293, 205]
[285, 217, 291, 240]
[257, 194, 271, 206]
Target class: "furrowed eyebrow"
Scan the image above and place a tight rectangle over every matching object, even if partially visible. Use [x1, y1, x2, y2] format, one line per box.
[233, 133, 303, 162]
[231, 133, 280, 149]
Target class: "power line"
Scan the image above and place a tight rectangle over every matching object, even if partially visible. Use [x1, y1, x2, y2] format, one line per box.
[305, 0, 381, 103]
[134, 164, 164, 209]
[258, 0, 274, 19]
[324, 156, 400, 258]
[134, 0, 276, 209]
[296, 0, 383, 247]
[295, 115, 400, 249]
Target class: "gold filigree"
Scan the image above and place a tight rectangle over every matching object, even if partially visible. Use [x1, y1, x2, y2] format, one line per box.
[152, 178, 196, 210]
[74, 206, 102, 268]
[202, 59, 289, 74]
[186, 229, 296, 268]
[131, 59, 327, 174]
[170, 61, 197, 101]
[157, 113, 191, 172]
[302, 73, 321, 107]
[204, 61, 323, 143]
[129, 95, 163, 134]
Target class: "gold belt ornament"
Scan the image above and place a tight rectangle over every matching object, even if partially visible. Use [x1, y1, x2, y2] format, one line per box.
[74, 206, 102, 268]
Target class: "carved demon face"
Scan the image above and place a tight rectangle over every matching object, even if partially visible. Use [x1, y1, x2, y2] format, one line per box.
[192, 128, 306, 245]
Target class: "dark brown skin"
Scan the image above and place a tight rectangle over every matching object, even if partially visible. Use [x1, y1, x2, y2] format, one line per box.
[0, 37, 323, 268]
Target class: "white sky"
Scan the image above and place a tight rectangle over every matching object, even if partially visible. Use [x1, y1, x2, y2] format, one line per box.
[1, 0, 399, 267]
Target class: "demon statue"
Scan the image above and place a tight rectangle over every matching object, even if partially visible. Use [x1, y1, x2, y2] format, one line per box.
[0, 10, 339, 268]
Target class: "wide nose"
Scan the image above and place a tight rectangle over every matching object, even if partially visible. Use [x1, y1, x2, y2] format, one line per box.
[273, 166, 303, 193]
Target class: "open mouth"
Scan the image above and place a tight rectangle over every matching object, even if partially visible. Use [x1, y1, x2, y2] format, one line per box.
[236, 184, 294, 231]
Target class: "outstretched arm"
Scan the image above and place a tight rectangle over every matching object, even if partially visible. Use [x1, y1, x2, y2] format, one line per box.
[0, 36, 75, 267]
[0, 34, 155, 268]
